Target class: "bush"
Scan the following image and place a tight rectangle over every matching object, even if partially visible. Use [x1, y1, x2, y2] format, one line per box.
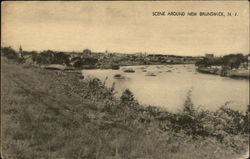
[171, 91, 207, 136]
[215, 106, 247, 135]
[120, 89, 136, 105]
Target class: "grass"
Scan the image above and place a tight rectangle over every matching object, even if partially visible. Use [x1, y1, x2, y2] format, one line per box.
[1, 57, 249, 159]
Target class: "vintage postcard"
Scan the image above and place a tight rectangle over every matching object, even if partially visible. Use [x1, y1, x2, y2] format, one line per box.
[1, 1, 249, 159]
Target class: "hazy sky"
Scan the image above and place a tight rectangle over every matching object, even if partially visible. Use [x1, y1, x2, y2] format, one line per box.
[1, 1, 249, 55]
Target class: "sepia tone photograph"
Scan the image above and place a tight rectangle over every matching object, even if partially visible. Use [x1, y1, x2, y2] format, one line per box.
[1, 1, 249, 159]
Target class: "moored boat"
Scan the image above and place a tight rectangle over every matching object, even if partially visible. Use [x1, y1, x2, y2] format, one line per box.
[44, 64, 66, 70]
[123, 68, 135, 73]
[113, 74, 125, 79]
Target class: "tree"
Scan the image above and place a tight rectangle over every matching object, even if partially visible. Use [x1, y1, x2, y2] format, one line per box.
[33, 50, 55, 65]
[183, 90, 195, 116]
[53, 52, 70, 65]
[83, 57, 98, 65]
[120, 89, 138, 108]
[195, 53, 247, 69]
[83, 49, 91, 56]
[222, 54, 246, 69]
[73, 60, 85, 68]
[1, 46, 18, 60]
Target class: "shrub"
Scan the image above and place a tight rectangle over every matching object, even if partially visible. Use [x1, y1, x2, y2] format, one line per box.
[215, 106, 247, 135]
[120, 89, 136, 105]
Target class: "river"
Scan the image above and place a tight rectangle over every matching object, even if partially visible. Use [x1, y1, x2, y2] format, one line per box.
[82, 64, 249, 112]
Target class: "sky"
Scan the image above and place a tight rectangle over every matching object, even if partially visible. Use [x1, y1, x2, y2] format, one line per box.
[1, 1, 249, 56]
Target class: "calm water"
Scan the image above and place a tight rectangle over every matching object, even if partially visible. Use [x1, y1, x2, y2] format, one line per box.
[82, 65, 249, 112]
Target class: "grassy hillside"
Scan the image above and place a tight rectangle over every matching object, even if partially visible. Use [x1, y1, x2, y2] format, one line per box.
[1, 57, 249, 159]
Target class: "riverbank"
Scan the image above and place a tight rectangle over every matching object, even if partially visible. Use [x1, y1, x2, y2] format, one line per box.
[197, 67, 249, 79]
[1, 58, 249, 159]
[31, 60, 197, 71]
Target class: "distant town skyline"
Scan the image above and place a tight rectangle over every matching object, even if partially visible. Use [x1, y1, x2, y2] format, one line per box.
[2, 1, 249, 56]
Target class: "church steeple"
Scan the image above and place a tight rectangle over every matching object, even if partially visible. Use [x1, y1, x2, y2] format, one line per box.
[19, 45, 23, 53]
[18, 45, 23, 58]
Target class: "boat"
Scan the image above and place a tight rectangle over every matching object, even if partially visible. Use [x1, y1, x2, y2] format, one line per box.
[113, 74, 125, 79]
[123, 68, 135, 73]
[44, 64, 66, 70]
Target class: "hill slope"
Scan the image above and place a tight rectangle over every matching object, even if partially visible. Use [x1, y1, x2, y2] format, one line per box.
[1, 58, 249, 159]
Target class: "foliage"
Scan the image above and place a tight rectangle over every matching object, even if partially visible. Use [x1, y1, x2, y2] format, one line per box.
[83, 57, 98, 65]
[120, 89, 136, 105]
[33, 50, 55, 64]
[1, 46, 19, 60]
[53, 52, 70, 65]
[222, 54, 247, 69]
[73, 57, 98, 68]
[73, 59, 85, 68]
[195, 53, 248, 69]
[195, 57, 223, 67]
[32, 50, 70, 65]
[83, 49, 92, 55]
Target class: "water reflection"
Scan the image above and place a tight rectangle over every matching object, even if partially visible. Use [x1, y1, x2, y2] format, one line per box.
[82, 65, 249, 112]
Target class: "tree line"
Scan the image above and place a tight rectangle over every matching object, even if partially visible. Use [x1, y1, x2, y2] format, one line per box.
[1, 46, 98, 68]
[195, 53, 249, 69]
